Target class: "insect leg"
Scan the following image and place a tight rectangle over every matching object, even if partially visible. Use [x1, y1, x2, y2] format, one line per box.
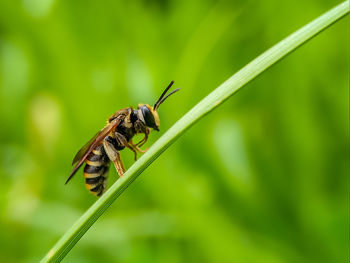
[136, 129, 149, 148]
[135, 146, 148, 153]
[115, 132, 138, 161]
[103, 136, 125, 177]
[133, 135, 146, 147]
[128, 128, 149, 154]
[129, 138, 148, 153]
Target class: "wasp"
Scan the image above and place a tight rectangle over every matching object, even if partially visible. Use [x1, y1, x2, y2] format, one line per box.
[65, 81, 180, 197]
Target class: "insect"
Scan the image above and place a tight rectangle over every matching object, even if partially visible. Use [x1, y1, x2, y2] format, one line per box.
[65, 80, 180, 197]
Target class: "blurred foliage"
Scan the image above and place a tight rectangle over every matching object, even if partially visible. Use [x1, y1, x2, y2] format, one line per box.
[0, 0, 348, 262]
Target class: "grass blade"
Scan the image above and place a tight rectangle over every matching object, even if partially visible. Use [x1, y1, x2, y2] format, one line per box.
[42, 2, 349, 262]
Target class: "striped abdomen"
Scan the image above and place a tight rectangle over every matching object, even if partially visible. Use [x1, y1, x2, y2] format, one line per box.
[84, 144, 110, 197]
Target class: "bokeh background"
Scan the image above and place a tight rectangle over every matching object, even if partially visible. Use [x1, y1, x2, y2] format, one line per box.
[0, 0, 348, 262]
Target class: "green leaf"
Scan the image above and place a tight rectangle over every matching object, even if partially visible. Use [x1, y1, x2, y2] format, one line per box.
[41, 2, 349, 262]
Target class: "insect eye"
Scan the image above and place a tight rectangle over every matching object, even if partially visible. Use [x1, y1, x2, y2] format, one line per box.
[141, 106, 156, 128]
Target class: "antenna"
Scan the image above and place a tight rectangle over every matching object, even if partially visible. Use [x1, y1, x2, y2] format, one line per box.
[154, 81, 180, 110]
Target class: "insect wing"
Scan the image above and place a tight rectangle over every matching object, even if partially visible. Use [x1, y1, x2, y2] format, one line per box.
[65, 118, 122, 184]
[72, 130, 101, 165]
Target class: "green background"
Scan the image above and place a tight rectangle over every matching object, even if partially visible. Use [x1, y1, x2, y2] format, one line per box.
[0, 0, 348, 262]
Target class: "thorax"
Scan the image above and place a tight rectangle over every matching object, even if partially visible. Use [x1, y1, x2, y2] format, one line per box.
[115, 108, 136, 141]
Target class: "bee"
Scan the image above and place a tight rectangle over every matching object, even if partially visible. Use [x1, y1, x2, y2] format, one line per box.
[65, 81, 180, 197]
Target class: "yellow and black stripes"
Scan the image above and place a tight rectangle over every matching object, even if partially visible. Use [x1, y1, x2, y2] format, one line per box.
[83, 144, 110, 197]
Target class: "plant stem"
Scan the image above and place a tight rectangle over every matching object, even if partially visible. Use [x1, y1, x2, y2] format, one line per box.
[41, 2, 349, 262]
